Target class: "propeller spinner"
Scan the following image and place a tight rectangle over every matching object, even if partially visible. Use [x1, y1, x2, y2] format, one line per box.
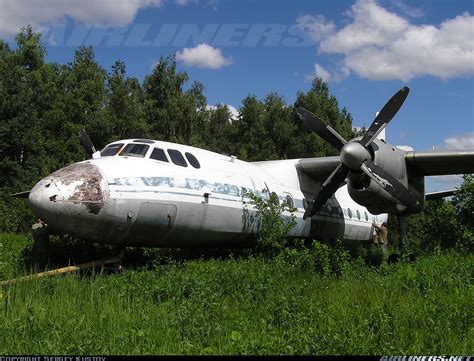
[296, 86, 420, 220]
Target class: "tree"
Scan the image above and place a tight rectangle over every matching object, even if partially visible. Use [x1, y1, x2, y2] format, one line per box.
[403, 175, 474, 253]
[65, 46, 108, 150]
[105, 60, 148, 140]
[262, 93, 296, 159]
[244, 189, 297, 257]
[144, 56, 207, 144]
[231, 95, 270, 160]
[453, 174, 474, 230]
[452, 174, 474, 250]
[0, 26, 46, 188]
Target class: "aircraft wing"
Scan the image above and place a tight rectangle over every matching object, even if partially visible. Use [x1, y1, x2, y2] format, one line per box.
[296, 149, 474, 181]
[296, 156, 340, 180]
[405, 149, 474, 176]
[425, 190, 456, 200]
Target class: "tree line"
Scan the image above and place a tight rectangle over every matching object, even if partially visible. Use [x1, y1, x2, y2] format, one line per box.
[0, 26, 353, 231]
[0, 26, 471, 253]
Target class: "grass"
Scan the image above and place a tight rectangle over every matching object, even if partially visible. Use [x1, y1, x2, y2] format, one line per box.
[0, 233, 472, 355]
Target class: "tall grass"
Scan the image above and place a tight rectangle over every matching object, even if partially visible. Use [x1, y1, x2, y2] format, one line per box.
[0, 233, 472, 355]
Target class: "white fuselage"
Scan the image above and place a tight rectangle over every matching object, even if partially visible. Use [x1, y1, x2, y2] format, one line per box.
[28, 139, 387, 247]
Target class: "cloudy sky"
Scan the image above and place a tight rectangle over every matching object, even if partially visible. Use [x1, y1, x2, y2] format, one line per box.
[1, 0, 472, 190]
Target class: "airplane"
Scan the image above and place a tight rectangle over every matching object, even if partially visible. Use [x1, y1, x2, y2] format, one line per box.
[13, 87, 474, 252]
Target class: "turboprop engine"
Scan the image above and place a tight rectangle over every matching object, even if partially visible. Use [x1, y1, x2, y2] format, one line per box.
[296, 87, 424, 218]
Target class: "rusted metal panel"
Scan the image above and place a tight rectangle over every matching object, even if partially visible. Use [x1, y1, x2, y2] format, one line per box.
[50, 163, 107, 214]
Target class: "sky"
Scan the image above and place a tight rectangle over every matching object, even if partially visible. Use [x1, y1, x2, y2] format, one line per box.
[0, 0, 472, 191]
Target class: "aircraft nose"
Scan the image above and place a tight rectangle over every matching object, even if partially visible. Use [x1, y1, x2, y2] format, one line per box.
[28, 163, 109, 235]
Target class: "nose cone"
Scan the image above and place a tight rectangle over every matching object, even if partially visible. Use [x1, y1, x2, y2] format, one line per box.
[28, 163, 109, 237]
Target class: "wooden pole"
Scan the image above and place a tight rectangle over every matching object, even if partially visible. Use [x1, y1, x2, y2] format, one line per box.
[0, 255, 122, 287]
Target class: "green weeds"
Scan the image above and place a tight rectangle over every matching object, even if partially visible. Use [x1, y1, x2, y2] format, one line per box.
[0, 233, 472, 355]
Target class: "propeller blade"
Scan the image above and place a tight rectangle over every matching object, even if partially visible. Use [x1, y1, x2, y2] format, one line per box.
[303, 163, 349, 220]
[360, 87, 410, 147]
[79, 129, 96, 157]
[296, 107, 347, 151]
[360, 159, 422, 210]
[11, 190, 30, 198]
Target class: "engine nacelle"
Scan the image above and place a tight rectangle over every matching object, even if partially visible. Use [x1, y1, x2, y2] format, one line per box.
[347, 139, 423, 214]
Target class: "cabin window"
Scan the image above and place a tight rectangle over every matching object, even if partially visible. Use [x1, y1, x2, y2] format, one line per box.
[185, 152, 201, 169]
[347, 208, 353, 219]
[120, 144, 149, 158]
[364, 211, 369, 221]
[356, 209, 361, 220]
[101, 143, 124, 157]
[285, 194, 294, 208]
[270, 192, 279, 206]
[167, 149, 188, 167]
[150, 148, 169, 162]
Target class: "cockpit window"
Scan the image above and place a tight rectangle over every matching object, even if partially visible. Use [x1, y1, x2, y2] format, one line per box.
[133, 139, 155, 144]
[101, 143, 124, 157]
[167, 149, 188, 167]
[150, 148, 169, 162]
[185, 152, 200, 169]
[119, 143, 149, 158]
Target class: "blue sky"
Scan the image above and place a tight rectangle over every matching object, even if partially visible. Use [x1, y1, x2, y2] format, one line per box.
[1, 0, 472, 190]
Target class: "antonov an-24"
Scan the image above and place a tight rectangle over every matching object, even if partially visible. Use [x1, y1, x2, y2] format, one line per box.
[17, 87, 474, 247]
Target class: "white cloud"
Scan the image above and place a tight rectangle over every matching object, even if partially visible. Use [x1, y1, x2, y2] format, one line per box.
[302, 0, 474, 81]
[305, 63, 332, 82]
[305, 62, 350, 83]
[176, 43, 232, 69]
[227, 104, 239, 120]
[206, 104, 239, 120]
[443, 132, 474, 150]
[426, 132, 474, 192]
[296, 14, 335, 42]
[0, 0, 163, 36]
[320, 0, 409, 54]
[395, 145, 414, 152]
[392, 0, 425, 19]
[426, 175, 464, 192]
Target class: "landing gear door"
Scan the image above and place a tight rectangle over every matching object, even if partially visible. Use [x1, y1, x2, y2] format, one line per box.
[129, 202, 177, 244]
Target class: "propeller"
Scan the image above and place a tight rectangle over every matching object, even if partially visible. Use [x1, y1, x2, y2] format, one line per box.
[11, 190, 30, 198]
[79, 129, 96, 157]
[296, 86, 420, 220]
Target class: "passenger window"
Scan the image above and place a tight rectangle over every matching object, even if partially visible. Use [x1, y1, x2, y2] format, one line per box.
[167, 149, 188, 167]
[364, 211, 369, 221]
[101, 143, 124, 156]
[150, 148, 169, 162]
[285, 194, 294, 208]
[356, 210, 361, 220]
[185, 152, 200, 169]
[348, 208, 353, 218]
[270, 192, 279, 206]
[120, 144, 149, 158]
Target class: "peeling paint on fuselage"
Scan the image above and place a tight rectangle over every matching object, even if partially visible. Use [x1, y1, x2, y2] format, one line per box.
[50, 163, 107, 214]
